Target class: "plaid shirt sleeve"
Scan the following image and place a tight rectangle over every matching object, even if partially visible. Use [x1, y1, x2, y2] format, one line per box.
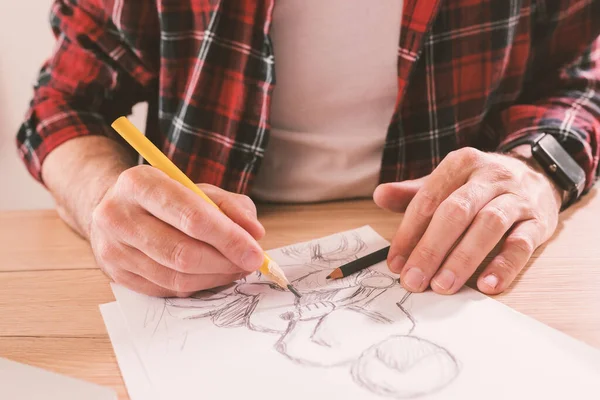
[491, 2, 600, 192]
[15, 1, 155, 183]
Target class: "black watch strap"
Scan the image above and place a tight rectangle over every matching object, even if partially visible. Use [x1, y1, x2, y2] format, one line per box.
[498, 133, 586, 209]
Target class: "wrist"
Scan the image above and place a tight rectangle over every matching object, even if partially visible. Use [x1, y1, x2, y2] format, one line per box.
[42, 136, 135, 239]
[504, 145, 565, 209]
[79, 169, 124, 238]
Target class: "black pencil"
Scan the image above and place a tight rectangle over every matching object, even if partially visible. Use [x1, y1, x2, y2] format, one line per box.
[326, 245, 390, 280]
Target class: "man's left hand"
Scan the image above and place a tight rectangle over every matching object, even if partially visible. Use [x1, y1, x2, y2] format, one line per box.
[373, 147, 563, 295]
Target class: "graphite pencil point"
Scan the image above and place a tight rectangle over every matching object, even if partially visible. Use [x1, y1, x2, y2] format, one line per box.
[287, 284, 302, 298]
[326, 269, 343, 280]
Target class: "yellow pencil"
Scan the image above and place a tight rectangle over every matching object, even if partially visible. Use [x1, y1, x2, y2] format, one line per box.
[110, 116, 301, 298]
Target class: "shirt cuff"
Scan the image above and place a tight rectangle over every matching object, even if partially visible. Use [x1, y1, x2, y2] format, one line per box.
[17, 110, 117, 185]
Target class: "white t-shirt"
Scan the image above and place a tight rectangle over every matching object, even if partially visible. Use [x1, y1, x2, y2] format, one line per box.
[251, 0, 404, 202]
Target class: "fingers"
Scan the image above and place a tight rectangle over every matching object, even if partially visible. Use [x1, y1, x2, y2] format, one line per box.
[102, 265, 191, 298]
[98, 239, 247, 296]
[117, 243, 246, 294]
[373, 177, 427, 213]
[387, 149, 480, 274]
[104, 211, 246, 275]
[393, 179, 499, 292]
[199, 184, 265, 240]
[430, 194, 524, 294]
[108, 166, 264, 272]
[477, 219, 543, 295]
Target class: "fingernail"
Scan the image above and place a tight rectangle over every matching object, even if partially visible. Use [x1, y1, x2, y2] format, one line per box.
[482, 274, 499, 289]
[432, 269, 456, 291]
[389, 255, 406, 273]
[242, 248, 264, 271]
[403, 267, 425, 290]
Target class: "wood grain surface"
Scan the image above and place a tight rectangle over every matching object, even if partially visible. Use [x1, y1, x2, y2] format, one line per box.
[1, 188, 599, 399]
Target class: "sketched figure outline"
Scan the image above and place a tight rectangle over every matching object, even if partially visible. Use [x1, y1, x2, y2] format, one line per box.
[160, 232, 460, 399]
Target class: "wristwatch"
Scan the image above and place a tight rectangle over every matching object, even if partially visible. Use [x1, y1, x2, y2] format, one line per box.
[499, 133, 586, 209]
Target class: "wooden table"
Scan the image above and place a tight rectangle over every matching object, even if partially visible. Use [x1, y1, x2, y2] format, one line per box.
[1, 191, 599, 399]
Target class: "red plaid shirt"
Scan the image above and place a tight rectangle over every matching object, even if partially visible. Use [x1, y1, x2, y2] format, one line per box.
[17, 0, 600, 199]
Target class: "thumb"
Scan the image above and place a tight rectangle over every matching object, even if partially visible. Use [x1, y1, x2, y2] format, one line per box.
[373, 176, 427, 213]
[197, 184, 266, 240]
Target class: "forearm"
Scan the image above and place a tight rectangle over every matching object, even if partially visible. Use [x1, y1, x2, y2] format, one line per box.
[41, 136, 136, 239]
[489, 8, 600, 197]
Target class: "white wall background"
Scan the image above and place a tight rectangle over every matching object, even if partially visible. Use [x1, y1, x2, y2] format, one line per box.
[0, 2, 145, 210]
[0, 1, 55, 210]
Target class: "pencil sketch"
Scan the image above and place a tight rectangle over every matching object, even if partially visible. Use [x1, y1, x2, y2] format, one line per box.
[157, 231, 460, 398]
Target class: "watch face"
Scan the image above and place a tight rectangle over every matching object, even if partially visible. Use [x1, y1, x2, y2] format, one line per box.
[532, 135, 586, 197]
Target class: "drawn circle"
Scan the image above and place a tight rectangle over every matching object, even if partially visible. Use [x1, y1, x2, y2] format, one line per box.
[359, 275, 395, 289]
[351, 335, 459, 398]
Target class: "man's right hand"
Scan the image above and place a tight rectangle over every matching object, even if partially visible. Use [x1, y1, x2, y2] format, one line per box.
[90, 165, 266, 297]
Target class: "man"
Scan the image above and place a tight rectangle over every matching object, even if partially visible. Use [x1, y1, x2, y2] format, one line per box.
[16, 1, 600, 298]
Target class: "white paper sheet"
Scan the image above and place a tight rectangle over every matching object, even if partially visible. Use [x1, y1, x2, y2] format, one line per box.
[110, 225, 600, 400]
[99, 302, 156, 400]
